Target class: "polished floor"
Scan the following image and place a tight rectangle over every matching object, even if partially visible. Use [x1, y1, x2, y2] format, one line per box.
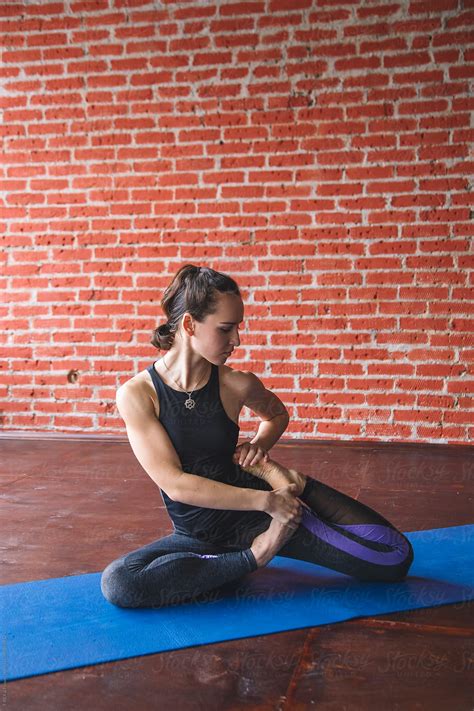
[1, 434, 473, 710]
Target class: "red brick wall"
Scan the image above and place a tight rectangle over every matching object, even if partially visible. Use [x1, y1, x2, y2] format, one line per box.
[1, 1, 472, 444]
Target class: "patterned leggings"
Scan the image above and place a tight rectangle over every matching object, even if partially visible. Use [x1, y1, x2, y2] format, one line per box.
[100, 475, 414, 609]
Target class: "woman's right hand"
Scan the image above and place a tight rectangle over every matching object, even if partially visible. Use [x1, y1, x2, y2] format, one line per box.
[264, 483, 303, 529]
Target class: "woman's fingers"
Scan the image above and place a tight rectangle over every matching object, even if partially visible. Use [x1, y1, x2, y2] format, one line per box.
[235, 443, 268, 468]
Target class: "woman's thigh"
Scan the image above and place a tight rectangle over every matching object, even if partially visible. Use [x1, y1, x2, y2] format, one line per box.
[120, 531, 227, 573]
[277, 505, 413, 583]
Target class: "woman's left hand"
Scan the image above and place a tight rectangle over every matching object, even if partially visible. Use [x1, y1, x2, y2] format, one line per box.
[233, 441, 269, 469]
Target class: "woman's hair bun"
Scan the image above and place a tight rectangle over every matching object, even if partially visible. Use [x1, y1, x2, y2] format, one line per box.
[151, 321, 173, 350]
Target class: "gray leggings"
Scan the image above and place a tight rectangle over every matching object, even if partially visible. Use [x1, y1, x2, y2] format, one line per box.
[100, 476, 414, 609]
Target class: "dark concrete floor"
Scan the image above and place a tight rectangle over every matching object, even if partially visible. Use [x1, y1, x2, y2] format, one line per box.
[1, 434, 473, 710]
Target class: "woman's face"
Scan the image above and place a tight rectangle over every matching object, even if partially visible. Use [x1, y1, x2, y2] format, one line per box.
[193, 292, 244, 364]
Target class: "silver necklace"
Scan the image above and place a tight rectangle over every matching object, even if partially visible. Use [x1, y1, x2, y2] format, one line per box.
[162, 356, 210, 410]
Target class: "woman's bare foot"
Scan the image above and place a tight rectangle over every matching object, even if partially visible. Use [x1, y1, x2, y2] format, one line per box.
[249, 517, 298, 568]
[267, 460, 307, 497]
[243, 457, 307, 498]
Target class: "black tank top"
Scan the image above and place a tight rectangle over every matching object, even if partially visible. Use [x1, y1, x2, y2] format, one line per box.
[147, 360, 271, 546]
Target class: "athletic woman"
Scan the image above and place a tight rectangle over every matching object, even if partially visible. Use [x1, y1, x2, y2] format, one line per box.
[101, 265, 414, 609]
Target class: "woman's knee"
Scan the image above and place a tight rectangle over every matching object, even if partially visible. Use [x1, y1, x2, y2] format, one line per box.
[399, 537, 415, 579]
[100, 557, 145, 608]
[375, 541, 415, 583]
[373, 533, 415, 583]
[354, 537, 415, 583]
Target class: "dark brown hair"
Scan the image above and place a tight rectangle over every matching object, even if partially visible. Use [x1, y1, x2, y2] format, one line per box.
[150, 264, 241, 351]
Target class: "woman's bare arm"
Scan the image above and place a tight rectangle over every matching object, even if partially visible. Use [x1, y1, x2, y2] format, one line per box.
[171, 471, 269, 511]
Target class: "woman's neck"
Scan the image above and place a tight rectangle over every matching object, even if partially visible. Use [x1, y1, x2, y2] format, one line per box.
[159, 351, 211, 392]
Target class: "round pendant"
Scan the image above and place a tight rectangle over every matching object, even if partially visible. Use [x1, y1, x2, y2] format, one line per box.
[184, 398, 195, 409]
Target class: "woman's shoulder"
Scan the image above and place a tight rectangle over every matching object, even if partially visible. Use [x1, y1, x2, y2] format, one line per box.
[220, 364, 250, 392]
[117, 366, 158, 417]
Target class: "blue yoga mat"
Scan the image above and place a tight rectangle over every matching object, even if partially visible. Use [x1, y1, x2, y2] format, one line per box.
[2, 524, 473, 682]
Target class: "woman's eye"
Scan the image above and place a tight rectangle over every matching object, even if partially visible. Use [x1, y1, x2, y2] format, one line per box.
[220, 328, 232, 332]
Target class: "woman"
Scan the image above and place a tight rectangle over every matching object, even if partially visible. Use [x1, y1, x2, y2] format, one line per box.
[101, 265, 414, 609]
